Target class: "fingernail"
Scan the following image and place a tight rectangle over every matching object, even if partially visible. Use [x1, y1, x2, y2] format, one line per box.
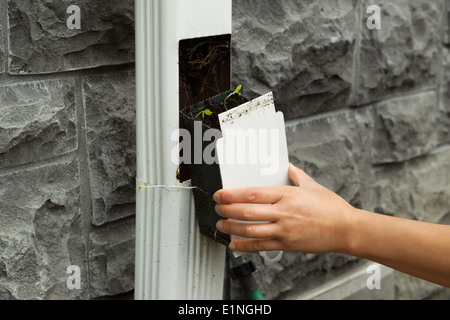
[213, 191, 222, 203]
[216, 220, 223, 230]
[229, 242, 236, 251]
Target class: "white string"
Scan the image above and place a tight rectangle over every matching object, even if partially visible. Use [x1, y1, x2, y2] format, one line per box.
[138, 184, 197, 191]
[137, 183, 213, 197]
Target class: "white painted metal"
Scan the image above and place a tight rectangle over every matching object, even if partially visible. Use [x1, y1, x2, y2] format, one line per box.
[134, 0, 232, 300]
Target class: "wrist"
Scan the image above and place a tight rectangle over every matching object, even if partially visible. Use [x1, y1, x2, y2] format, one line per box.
[340, 207, 364, 256]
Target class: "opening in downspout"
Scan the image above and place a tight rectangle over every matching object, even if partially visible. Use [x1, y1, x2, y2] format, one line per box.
[178, 34, 231, 183]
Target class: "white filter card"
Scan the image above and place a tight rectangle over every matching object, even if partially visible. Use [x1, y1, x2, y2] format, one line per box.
[217, 92, 289, 264]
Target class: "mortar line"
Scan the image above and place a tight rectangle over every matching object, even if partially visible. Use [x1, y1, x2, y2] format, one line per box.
[284, 88, 438, 130]
[74, 75, 94, 298]
[349, 0, 363, 106]
[0, 151, 79, 176]
[0, 62, 135, 85]
[1, 0, 8, 75]
[437, 0, 448, 100]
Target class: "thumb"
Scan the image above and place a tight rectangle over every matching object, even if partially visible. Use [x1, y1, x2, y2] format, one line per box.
[289, 163, 312, 187]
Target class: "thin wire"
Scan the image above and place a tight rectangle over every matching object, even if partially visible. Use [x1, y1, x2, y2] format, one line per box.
[138, 184, 213, 198]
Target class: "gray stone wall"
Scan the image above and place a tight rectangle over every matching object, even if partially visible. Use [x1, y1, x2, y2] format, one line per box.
[231, 0, 450, 300]
[0, 0, 135, 299]
[0, 0, 449, 300]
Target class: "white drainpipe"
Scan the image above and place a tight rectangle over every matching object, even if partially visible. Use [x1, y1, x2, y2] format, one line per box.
[134, 0, 232, 300]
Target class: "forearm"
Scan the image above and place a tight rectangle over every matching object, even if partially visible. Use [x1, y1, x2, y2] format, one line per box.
[347, 209, 450, 288]
[214, 165, 450, 287]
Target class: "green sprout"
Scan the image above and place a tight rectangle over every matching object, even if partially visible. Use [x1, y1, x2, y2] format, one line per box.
[194, 108, 213, 119]
[224, 85, 242, 110]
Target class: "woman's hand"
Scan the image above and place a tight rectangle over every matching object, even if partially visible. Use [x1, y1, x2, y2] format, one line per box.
[215, 164, 450, 288]
[214, 164, 359, 254]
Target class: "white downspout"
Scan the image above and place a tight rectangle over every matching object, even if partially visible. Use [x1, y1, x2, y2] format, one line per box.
[135, 0, 232, 300]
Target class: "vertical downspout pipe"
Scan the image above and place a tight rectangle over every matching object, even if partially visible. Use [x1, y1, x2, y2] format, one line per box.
[134, 0, 232, 300]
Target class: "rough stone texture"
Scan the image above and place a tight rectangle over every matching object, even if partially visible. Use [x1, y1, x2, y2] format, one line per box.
[232, 0, 357, 119]
[372, 91, 439, 164]
[395, 273, 448, 300]
[0, 160, 88, 300]
[0, 0, 137, 300]
[230, 0, 450, 300]
[357, 0, 443, 105]
[0, 24, 4, 73]
[286, 108, 374, 209]
[89, 219, 135, 298]
[83, 71, 136, 226]
[230, 251, 360, 300]
[0, 0, 449, 301]
[370, 147, 450, 224]
[439, 47, 450, 145]
[7, 0, 134, 74]
[0, 80, 77, 168]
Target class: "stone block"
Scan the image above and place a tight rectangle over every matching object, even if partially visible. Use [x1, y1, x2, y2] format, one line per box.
[7, 0, 134, 74]
[370, 147, 450, 224]
[439, 48, 450, 145]
[286, 108, 374, 209]
[0, 79, 77, 168]
[0, 24, 4, 74]
[89, 219, 135, 298]
[293, 262, 395, 300]
[0, 159, 87, 300]
[232, 0, 357, 119]
[372, 91, 438, 164]
[230, 252, 360, 300]
[357, 0, 443, 105]
[83, 71, 136, 225]
[395, 271, 450, 300]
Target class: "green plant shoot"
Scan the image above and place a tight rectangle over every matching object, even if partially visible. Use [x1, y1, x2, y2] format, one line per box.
[224, 85, 243, 110]
[195, 108, 213, 119]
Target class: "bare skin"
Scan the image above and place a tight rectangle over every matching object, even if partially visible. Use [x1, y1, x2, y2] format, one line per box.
[215, 164, 450, 288]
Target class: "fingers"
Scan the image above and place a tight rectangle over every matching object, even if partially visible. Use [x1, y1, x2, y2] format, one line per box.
[215, 203, 280, 222]
[229, 239, 282, 253]
[213, 164, 311, 204]
[289, 163, 312, 187]
[213, 187, 284, 205]
[216, 219, 278, 239]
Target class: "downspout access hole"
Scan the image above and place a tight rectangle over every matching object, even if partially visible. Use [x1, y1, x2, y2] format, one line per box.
[177, 34, 231, 183]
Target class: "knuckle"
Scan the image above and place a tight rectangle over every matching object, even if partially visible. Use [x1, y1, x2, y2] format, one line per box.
[232, 242, 247, 253]
[242, 206, 253, 220]
[247, 190, 257, 202]
[247, 241, 263, 252]
[246, 225, 257, 238]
